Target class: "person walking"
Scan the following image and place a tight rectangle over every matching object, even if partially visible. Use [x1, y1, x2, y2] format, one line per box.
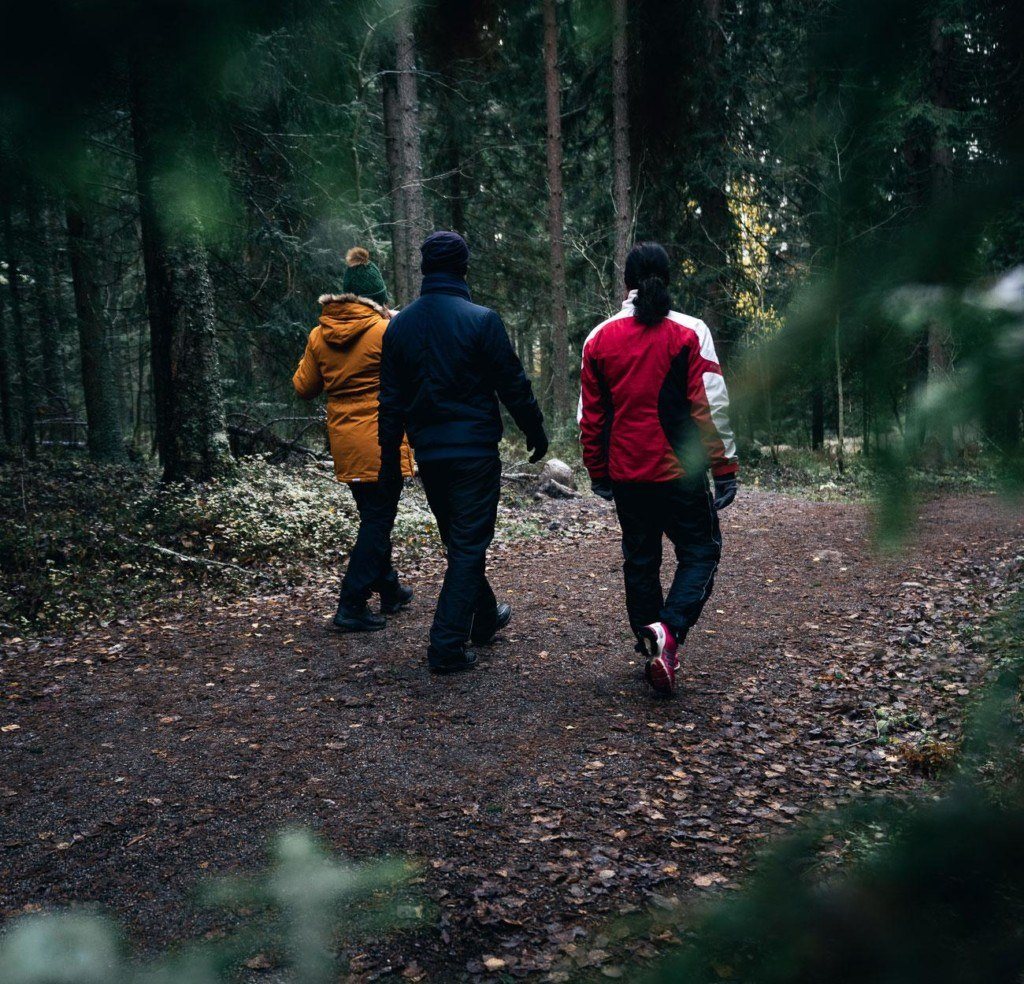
[378, 231, 548, 674]
[293, 247, 416, 632]
[578, 242, 739, 695]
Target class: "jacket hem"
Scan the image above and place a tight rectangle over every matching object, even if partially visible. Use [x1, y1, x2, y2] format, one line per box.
[413, 445, 498, 462]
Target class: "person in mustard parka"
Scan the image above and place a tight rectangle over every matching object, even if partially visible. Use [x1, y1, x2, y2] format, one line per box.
[293, 247, 415, 633]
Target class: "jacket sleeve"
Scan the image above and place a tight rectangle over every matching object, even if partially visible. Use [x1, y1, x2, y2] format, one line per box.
[483, 311, 545, 441]
[578, 332, 610, 481]
[377, 322, 406, 455]
[686, 324, 739, 477]
[292, 333, 324, 400]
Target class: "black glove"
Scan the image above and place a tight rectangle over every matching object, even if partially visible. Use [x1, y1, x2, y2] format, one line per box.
[591, 478, 614, 502]
[713, 474, 738, 511]
[378, 447, 402, 486]
[526, 429, 549, 464]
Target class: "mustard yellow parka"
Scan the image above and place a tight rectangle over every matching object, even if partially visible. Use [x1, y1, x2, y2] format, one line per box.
[292, 293, 415, 483]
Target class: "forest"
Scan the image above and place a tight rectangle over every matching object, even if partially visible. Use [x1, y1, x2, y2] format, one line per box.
[0, 0, 1018, 471]
[1, 0, 1024, 981]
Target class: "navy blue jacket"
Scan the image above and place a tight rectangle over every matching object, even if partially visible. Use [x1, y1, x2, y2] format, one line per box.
[378, 273, 544, 462]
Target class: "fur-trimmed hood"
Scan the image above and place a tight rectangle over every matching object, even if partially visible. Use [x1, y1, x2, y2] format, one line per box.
[317, 293, 391, 348]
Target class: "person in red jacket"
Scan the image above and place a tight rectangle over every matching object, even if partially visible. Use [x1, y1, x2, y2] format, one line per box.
[578, 242, 738, 695]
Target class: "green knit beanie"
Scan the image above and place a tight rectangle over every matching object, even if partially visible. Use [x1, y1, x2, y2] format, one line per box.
[342, 247, 388, 306]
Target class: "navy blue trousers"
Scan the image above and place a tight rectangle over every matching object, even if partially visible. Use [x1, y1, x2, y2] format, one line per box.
[339, 478, 402, 608]
[611, 477, 722, 640]
[418, 455, 500, 665]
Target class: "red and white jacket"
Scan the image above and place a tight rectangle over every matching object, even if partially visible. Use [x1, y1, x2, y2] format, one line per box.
[578, 292, 738, 483]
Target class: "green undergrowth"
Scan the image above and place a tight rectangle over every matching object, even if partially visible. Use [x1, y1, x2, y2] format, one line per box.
[0, 455, 541, 639]
[742, 444, 1007, 503]
[2, 444, 1009, 639]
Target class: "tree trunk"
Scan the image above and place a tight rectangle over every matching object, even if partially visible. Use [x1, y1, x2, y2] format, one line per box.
[611, 0, 632, 293]
[45, 205, 76, 403]
[694, 0, 736, 364]
[0, 293, 15, 446]
[66, 201, 126, 463]
[441, 84, 467, 235]
[811, 378, 824, 450]
[926, 16, 954, 381]
[382, 64, 412, 307]
[133, 321, 149, 450]
[860, 328, 872, 457]
[130, 62, 232, 483]
[917, 15, 955, 464]
[2, 196, 37, 456]
[395, 7, 426, 295]
[543, 0, 569, 425]
[834, 313, 845, 474]
[26, 195, 69, 412]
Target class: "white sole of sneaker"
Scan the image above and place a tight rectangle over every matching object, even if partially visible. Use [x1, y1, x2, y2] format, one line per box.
[645, 654, 675, 695]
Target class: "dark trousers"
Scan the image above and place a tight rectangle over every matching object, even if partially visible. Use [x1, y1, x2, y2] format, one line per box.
[418, 455, 501, 664]
[612, 477, 722, 641]
[339, 478, 402, 609]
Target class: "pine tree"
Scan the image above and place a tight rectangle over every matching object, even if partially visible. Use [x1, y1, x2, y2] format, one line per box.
[130, 63, 231, 483]
[2, 195, 37, 456]
[543, 0, 569, 424]
[611, 0, 632, 290]
[65, 200, 126, 463]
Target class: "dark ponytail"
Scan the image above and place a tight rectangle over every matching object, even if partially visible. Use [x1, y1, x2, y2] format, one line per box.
[624, 242, 672, 327]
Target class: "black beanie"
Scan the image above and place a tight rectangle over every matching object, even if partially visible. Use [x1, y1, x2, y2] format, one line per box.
[420, 230, 470, 276]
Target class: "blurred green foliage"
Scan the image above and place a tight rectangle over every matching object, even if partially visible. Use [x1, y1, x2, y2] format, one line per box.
[0, 830, 417, 984]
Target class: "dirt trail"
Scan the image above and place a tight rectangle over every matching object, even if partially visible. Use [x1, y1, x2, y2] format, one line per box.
[1, 491, 1021, 979]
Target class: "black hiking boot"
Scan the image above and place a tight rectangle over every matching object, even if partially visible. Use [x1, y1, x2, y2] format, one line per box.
[380, 584, 414, 615]
[428, 649, 478, 675]
[332, 603, 386, 633]
[470, 603, 512, 645]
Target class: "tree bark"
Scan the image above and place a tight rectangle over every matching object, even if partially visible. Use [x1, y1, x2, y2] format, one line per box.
[611, 0, 632, 292]
[543, 0, 569, 425]
[834, 312, 845, 474]
[926, 16, 954, 379]
[0, 293, 15, 447]
[441, 83, 467, 235]
[382, 63, 412, 306]
[26, 194, 69, 411]
[810, 381, 824, 450]
[394, 7, 427, 295]
[130, 62, 232, 483]
[694, 0, 736, 364]
[65, 201, 126, 463]
[2, 196, 37, 456]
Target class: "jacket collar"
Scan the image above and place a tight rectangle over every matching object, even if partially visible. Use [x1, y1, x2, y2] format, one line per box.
[621, 289, 637, 313]
[420, 272, 472, 300]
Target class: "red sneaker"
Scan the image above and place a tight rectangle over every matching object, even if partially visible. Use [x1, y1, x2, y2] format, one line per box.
[639, 622, 679, 695]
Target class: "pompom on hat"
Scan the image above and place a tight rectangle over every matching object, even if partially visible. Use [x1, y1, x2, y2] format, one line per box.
[341, 246, 388, 305]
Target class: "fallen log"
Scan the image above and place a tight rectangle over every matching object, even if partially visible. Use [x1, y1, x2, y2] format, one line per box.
[227, 424, 327, 463]
[535, 478, 580, 499]
[118, 536, 280, 584]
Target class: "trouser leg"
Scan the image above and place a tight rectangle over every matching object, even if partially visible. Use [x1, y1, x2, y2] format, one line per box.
[419, 456, 500, 663]
[369, 478, 402, 600]
[612, 483, 666, 635]
[339, 479, 402, 609]
[471, 577, 499, 640]
[660, 477, 722, 640]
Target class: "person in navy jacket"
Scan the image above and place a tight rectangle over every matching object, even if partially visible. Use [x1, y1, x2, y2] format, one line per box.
[578, 242, 739, 696]
[378, 231, 548, 674]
